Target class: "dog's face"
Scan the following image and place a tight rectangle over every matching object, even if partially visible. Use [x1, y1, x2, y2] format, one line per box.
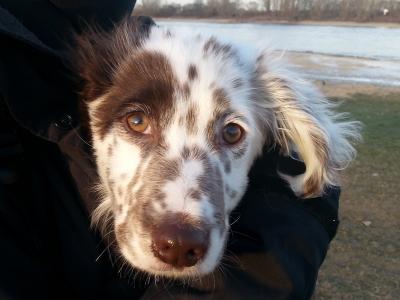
[86, 29, 264, 277]
[75, 21, 359, 278]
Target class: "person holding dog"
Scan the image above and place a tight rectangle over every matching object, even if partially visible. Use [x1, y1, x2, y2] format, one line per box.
[0, 0, 340, 299]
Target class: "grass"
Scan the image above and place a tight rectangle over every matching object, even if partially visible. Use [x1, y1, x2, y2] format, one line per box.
[314, 93, 400, 299]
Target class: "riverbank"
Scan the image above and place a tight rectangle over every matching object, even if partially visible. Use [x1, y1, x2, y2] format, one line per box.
[155, 17, 400, 28]
[285, 51, 400, 89]
[314, 82, 400, 98]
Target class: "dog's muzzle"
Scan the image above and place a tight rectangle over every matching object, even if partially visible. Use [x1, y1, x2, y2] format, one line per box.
[151, 214, 209, 268]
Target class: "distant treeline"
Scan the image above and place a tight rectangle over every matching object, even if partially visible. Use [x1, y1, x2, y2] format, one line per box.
[134, 0, 400, 22]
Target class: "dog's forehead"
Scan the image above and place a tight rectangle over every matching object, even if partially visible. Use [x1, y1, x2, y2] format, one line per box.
[92, 29, 246, 139]
[134, 28, 252, 155]
[143, 28, 243, 88]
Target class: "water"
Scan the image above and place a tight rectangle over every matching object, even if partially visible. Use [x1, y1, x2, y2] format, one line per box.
[158, 21, 400, 87]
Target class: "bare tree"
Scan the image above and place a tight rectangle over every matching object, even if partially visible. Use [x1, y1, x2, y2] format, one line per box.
[141, 0, 161, 13]
[264, 0, 271, 12]
[133, 0, 400, 22]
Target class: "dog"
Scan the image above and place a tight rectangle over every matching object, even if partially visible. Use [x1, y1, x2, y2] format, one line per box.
[73, 19, 360, 279]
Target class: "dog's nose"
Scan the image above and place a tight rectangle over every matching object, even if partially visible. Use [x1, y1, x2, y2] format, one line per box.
[152, 222, 208, 268]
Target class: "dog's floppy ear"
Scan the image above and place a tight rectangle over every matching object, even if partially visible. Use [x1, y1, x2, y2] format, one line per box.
[71, 18, 154, 101]
[253, 53, 361, 198]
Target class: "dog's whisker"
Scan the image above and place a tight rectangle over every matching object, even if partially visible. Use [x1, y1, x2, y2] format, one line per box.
[95, 239, 115, 262]
[222, 251, 243, 269]
[71, 127, 94, 149]
[229, 214, 241, 226]
[229, 229, 259, 242]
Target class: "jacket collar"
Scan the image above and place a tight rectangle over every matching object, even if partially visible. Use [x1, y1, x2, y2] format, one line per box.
[0, 0, 136, 143]
[0, 0, 136, 54]
[0, 5, 57, 56]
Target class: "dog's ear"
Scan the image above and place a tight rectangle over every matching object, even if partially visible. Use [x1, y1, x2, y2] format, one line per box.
[71, 18, 154, 101]
[253, 53, 361, 198]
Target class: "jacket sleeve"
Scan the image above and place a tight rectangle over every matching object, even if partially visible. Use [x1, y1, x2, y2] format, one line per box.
[140, 152, 339, 300]
[0, 98, 55, 299]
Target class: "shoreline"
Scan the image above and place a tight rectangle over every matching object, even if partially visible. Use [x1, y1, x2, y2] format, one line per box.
[314, 81, 400, 98]
[154, 18, 400, 91]
[155, 17, 400, 28]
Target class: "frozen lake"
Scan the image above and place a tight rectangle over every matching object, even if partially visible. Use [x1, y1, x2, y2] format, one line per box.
[158, 21, 400, 87]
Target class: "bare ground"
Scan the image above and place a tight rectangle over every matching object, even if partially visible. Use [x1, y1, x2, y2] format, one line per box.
[313, 90, 400, 299]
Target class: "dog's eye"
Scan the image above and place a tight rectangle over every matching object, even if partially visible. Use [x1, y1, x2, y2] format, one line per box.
[222, 123, 243, 145]
[126, 111, 151, 134]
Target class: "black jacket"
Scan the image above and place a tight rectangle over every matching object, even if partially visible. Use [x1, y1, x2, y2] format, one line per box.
[0, 1, 339, 299]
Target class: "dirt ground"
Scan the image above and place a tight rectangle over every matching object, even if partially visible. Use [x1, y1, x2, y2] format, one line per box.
[312, 88, 400, 299]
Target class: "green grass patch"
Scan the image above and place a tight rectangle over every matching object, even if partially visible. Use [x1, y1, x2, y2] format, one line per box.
[315, 93, 400, 299]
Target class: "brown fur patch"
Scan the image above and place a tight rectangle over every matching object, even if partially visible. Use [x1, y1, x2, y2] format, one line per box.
[74, 18, 153, 102]
[186, 105, 198, 134]
[125, 153, 182, 230]
[182, 82, 191, 100]
[125, 153, 152, 205]
[181, 146, 191, 160]
[91, 50, 177, 139]
[188, 188, 202, 201]
[203, 37, 234, 58]
[198, 160, 225, 223]
[206, 88, 232, 149]
[107, 145, 113, 157]
[188, 64, 198, 81]
[122, 145, 224, 241]
[213, 88, 230, 109]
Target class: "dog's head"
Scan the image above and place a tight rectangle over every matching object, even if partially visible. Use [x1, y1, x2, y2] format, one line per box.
[74, 20, 360, 278]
